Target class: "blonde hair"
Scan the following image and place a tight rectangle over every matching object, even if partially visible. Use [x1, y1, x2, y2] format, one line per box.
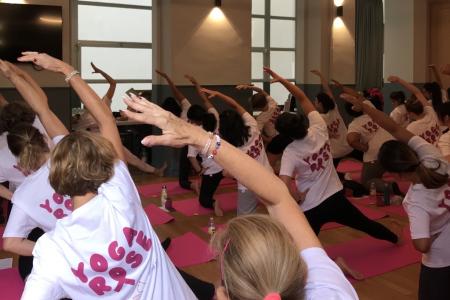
[7, 123, 49, 172]
[211, 214, 307, 300]
[49, 131, 117, 197]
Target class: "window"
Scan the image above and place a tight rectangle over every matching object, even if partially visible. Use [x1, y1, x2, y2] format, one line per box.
[251, 0, 296, 104]
[74, 0, 152, 111]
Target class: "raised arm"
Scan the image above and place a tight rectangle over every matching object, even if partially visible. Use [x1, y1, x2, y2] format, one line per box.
[91, 62, 116, 107]
[155, 70, 187, 104]
[201, 88, 247, 116]
[311, 70, 334, 100]
[122, 95, 321, 251]
[0, 60, 68, 139]
[185, 74, 214, 110]
[236, 84, 269, 97]
[18, 52, 124, 161]
[264, 67, 316, 115]
[341, 93, 414, 144]
[429, 64, 444, 89]
[388, 75, 429, 107]
[331, 79, 361, 99]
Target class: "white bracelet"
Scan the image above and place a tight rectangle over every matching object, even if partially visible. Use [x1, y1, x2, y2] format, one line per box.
[201, 132, 214, 156]
[65, 70, 80, 83]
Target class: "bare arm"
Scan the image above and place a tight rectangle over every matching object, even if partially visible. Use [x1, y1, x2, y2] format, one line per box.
[0, 185, 12, 200]
[311, 70, 334, 100]
[429, 65, 444, 89]
[155, 70, 187, 104]
[122, 95, 322, 251]
[236, 84, 269, 97]
[0, 60, 68, 139]
[264, 67, 316, 115]
[0, 93, 8, 107]
[388, 75, 429, 107]
[331, 79, 361, 99]
[91, 62, 116, 107]
[347, 132, 369, 152]
[201, 88, 247, 116]
[3, 237, 35, 256]
[185, 75, 214, 110]
[18, 53, 124, 161]
[341, 93, 414, 144]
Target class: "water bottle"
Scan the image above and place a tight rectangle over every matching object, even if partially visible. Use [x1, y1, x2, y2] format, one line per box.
[369, 182, 376, 200]
[208, 217, 216, 236]
[160, 185, 167, 209]
[383, 183, 391, 206]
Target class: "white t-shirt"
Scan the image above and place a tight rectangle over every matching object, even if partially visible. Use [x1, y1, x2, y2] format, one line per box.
[406, 106, 441, 147]
[347, 111, 394, 162]
[3, 136, 70, 238]
[438, 131, 450, 158]
[187, 108, 223, 176]
[302, 248, 358, 300]
[279, 111, 343, 211]
[320, 107, 352, 158]
[390, 104, 409, 128]
[0, 117, 52, 192]
[21, 160, 195, 300]
[238, 112, 273, 191]
[403, 136, 450, 268]
[255, 96, 280, 139]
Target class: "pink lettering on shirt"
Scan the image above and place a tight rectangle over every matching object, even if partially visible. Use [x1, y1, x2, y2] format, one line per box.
[303, 143, 331, 173]
[39, 193, 73, 219]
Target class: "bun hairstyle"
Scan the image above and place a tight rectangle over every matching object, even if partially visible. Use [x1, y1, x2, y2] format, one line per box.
[275, 112, 308, 140]
[316, 92, 335, 113]
[251, 93, 268, 111]
[219, 110, 251, 147]
[405, 95, 424, 115]
[7, 123, 49, 173]
[378, 140, 448, 189]
[212, 214, 307, 300]
[0, 101, 36, 134]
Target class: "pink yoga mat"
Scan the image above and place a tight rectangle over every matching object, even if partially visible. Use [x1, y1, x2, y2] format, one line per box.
[166, 232, 215, 268]
[144, 204, 175, 226]
[379, 205, 407, 217]
[322, 204, 387, 230]
[0, 268, 24, 300]
[337, 160, 363, 173]
[138, 178, 236, 198]
[326, 231, 420, 280]
[172, 192, 237, 217]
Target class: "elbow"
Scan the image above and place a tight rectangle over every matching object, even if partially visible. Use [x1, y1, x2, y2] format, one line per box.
[413, 239, 432, 253]
[3, 238, 15, 253]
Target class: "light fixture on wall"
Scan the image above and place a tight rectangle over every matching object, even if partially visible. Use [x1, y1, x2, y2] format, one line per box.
[215, 0, 221, 7]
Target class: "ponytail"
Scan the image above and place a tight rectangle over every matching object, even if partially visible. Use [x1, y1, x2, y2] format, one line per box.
[416, 161, 449, 189]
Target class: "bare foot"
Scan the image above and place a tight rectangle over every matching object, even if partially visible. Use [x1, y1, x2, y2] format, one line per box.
[335, 257, 364, 280]
[214, 200, 223, 217]
[388, 219, 405, 246]
[155, 162, 168, 177]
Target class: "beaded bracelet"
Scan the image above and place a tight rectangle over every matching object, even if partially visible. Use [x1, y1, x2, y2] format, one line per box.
[201, 132, 214, 156]
[207, 134, 221, 160]
[65, 70, 80, 83]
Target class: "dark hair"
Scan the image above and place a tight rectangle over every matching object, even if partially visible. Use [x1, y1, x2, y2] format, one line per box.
[251, 93, 267, 111]
[202, 113, 217, 132]
[378, 140, 448, 189]
[161, 97, 181, 117]
[219, 110, 250, 147]
[436, 102, 450, 122]
[275, 112, 308, 140]
[390, 91, 406, 104]
[345, 102, 363, 118]
[423, 82, 443, 111]
[0, 101, 36, 134]
[187, 104, 206, 124]
[405, 98, 424, 115]
[316, 92, 335, 113]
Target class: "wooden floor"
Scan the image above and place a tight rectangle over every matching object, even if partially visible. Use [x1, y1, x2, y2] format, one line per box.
[0, 166, 420, 299]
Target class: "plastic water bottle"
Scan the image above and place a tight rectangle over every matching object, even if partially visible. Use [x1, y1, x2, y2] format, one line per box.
[160, 185, 167, 209]
[208, 217, 216, 236]
[384, 183, 391, 206]
[369, 182, 377, 200]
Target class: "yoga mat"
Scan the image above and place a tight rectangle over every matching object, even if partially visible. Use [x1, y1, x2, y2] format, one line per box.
[379, 205, 407, 217]
[0, 268, 24, 300]
[322, 204, 387, 231]
[144, 204, 175, 226]
[325, 231, 420, 280]
[172, 192, 237, 217]
[166, 232, 214, 268]
[137, 177, 236, 198]
[337, 160, 363, 173]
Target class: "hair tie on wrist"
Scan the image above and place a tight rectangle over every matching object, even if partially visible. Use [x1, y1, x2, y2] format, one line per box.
[264, 292, 281, 300]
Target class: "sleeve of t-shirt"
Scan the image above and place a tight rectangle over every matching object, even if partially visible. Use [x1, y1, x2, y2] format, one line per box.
[242, 112, 258, 130]
[180, 98, 192, 121]
[347, 118, 364, 135]
[52, 135, 66, 145]
[187, 145, 199, 158]
[438, 134, 450, 157]
[408, 136, 445, 164]
[3, 204, 39, 238]
[255, 96, 277, 131]
[21, 236, 67, 300]
[279, 147, 296, 178]
[404, 204, 431, 239]
[308, 111, 327, 136]
[302, 248, 358, 300]
[390, 109, 402, 125]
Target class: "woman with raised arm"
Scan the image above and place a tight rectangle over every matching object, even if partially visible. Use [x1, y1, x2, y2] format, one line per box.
[389, 91, 410, 127]
[264, 67, 400, 248]
[9, 53, 194, 300]
[185, 74, 224, 216]
[201, 87, 273, 215]
[155, 70, 196, 191]
[122, 93, 358, 300]
[341, 93, 450, 300]
[388, 75, 441, 146]
[75, 63, 167, 176]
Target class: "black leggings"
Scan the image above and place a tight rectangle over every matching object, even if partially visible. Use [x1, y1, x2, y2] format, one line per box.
[419, 264, 450, 300]
[304, 190, 398, 244]
[199, 172, 223, 209]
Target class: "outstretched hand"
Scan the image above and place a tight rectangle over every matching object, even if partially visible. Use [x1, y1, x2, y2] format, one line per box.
[387, 75, 400, 83]
[441, 64, 450, 76]
[340, 93, 363, 111]
[331, 79, 343, 89]
[0, 59, 15, 79]
[17, 52, 72, 74]
[155, 69, 169, 79]
[200, 88, 220, 99]
[263, 66, 283, 83]
[122, 94, 206, 148]
[235, 84, 254, 90]
[310, 70, 322, 77]
[91, 62, 103, 74]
